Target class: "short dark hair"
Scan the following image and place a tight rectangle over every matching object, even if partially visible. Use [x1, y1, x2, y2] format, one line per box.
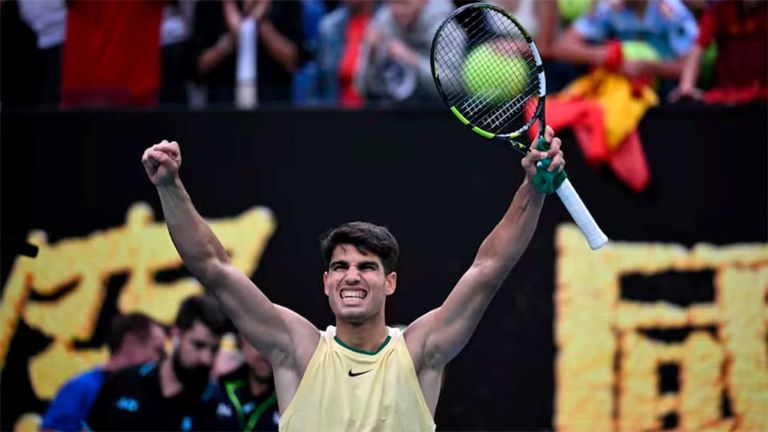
[320, 221, 400, 274]
[175, 295, 229, 336]
[108, 313, 161, 353]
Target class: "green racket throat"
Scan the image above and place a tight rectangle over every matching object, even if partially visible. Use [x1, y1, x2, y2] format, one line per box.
[532, 134, 567, 194]
[432, 2, 608, 249]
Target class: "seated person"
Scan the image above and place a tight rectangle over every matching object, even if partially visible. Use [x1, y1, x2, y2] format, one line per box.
[356, 0, 454, 104]
[217, 336, 280, 431]
[555, 0, 699, 96]
[84, 296, 228, 431]
[41, 313, 166, 432]
[316, 0, 378, 107]
[670, 0, 767, 103]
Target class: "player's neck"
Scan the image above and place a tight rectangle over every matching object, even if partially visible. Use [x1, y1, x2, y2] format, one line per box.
[247, 371, 272, 397]
[334, 316, 388, 353]
[104, 353, 128, 372]
[158, 357, 184, 398]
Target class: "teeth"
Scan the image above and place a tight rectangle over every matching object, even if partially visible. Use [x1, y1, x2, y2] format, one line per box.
[341, 289, 366, 299]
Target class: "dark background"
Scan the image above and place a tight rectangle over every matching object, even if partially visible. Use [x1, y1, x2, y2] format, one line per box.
[1, 105, 766, 430]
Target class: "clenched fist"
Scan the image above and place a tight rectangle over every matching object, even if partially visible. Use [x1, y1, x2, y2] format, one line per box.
[142, 140, 182, 187]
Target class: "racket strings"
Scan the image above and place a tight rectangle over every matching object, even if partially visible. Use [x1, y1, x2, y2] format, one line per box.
[434, 7, 540, 135]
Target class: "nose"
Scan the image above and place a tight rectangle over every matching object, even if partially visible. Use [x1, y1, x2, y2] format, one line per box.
[344, 267, 361, 284]
[199, 348, 215, 367]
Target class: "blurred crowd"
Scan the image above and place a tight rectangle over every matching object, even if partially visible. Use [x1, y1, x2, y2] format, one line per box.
[41, 295, 283, 431]
[1, 0, 766, 109]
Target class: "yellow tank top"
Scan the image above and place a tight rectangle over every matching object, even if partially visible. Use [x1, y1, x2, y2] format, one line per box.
[279, 326, 436, 432]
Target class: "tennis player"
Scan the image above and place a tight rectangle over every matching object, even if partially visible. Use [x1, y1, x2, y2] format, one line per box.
[142, 125, 564, 431]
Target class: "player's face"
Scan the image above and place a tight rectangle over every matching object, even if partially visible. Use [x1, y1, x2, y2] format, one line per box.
[388, 0, 427, 29]
[323, 244, 397, 323]
[176, 321, 221, 373]
[135, 324, 167, 363]
[241, 337, 272, 380]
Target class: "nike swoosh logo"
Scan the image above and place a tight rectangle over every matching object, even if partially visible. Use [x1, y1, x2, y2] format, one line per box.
[348, 369, 373, 377]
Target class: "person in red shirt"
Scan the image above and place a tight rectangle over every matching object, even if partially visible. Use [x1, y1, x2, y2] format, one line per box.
[316, 0, 377, 107]
[671, 0, 767, 103]
[61, 0, 164, 108]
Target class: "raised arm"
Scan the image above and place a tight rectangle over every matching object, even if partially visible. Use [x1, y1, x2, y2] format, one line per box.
[141, 141, 318, 370]
[405, 127, 563, 371]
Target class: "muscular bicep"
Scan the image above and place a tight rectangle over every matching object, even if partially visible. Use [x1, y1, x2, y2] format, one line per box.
[205, 263, 317, 367]
[406, 264, 501, 370]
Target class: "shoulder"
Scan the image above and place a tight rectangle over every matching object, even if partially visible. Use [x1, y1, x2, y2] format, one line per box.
[421, 0, 454, 20]
[61, 367, 106, 391]
[572, 0, 613, 36]
[583, 0, 613, 19]
[201, 380, 222, 404]
[655, 0, 695, 22]
[218, 364, 248, 385]
[319, 6, 349, 34]
[371, 6, 394, 31]
[103, 363, 157, 387]
[387, 325, 404, 339]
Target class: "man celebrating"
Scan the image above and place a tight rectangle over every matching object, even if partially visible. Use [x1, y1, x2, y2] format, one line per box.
[141, 126, 564, 430]
[84, 295, 229, 431]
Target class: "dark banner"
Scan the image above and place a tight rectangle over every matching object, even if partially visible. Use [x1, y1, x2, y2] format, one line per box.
[1, 105, 766, 431]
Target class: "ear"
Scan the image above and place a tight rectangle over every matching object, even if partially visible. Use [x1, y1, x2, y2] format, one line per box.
[384, 272, 397, 296]
[120, 333, 138, 350]
[322, 271, 330, 297]
[171, 326, 181, 349]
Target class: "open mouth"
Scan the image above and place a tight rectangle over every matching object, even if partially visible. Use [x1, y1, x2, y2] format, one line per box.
[340, 288, 367, 301]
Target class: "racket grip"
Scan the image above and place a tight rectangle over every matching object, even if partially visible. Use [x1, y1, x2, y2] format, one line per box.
[555, 178, 608, 250]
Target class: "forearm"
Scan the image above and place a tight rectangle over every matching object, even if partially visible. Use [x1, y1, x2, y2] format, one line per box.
[474, 180, 545, 281]
[645, 58, 686, 79]
[678, 45, 703, 89]
[554, 32, 606, 66]
[157, 178, 230, 284]
[197, 34, 234, 76]
[258, 20, 299, 72]
[411, 181, 545, 367]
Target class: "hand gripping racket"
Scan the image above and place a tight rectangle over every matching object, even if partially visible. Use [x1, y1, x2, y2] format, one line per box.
[430, 2, 608, 250]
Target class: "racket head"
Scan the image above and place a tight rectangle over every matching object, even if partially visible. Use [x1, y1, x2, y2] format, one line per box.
[430, 3, 546, 153]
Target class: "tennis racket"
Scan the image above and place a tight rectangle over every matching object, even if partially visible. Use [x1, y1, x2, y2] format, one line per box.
[430, 2, 608, 250]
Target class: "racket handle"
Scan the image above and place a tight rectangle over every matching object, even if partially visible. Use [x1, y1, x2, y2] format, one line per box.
[555, 178, 608, 250]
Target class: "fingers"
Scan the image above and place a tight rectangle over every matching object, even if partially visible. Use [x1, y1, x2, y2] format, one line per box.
[521, 126, 566, 175]
[141, 147, 158, 170]
[142, 140, 180, 166]
[521, 145, 550, 176]
[142, 140, 181, 173]
[149, 150, 173, 166]
[545, 135, 565, 172]
[544, 125, 555, 142]
[152, 140, 180, 158]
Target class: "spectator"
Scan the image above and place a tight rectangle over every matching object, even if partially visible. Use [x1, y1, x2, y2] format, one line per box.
[316, 0, 378, 107]
[217, 337, 280, 431]
[670, 0, 767, 104]
[555, 0, 699, 95]
[291, 0, 327, 105]
[491, 0, 584, 92]
[17, 0, 67, 106]
[0, 0, 41, 107]
[159, 0, 197, 106]
[84, 296, 229, 431]
[60, 0, 165, 108]
[357, 0, 454, 104]
[40, 313, 166, 432]
[212, 332, 243, 379]
[191, 0, 306, 106]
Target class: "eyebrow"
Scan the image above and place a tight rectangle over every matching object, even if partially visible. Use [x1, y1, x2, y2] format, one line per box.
[329, 260, 379, 268]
